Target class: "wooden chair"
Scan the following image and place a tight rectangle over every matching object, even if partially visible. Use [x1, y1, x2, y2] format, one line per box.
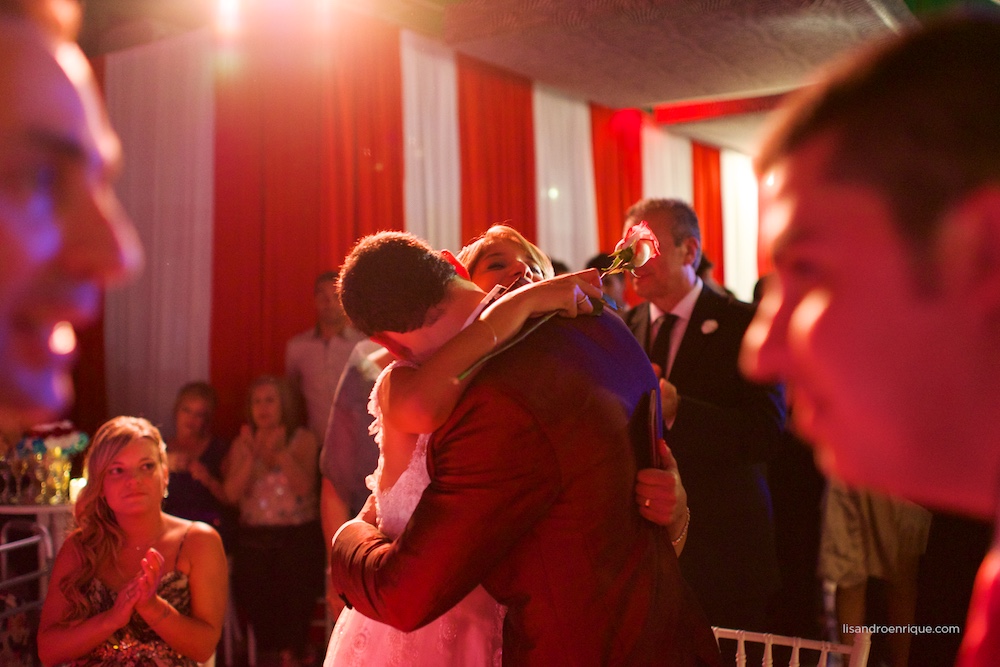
[712, 627, 871, 667]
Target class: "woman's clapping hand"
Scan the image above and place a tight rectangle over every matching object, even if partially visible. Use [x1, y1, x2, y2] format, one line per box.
[132, 548, 166, 608]
[235, 423, 286, 468]
[107, 580, 141, 629]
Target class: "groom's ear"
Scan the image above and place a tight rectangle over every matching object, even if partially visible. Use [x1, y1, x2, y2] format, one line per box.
[371, 332, 411, 362]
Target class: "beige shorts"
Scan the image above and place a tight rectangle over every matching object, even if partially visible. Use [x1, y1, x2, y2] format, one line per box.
[818, 479, 932, 587]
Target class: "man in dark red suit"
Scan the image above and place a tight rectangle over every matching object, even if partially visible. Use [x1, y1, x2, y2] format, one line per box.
[331, 232, 720, 666]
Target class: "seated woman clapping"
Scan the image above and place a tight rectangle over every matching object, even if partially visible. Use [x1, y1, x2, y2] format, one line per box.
[38, 416, 228, 667]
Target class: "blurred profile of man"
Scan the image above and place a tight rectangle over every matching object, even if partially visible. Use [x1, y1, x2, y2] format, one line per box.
[740, 13, 1000, 667]
[0, 0, 142, 432]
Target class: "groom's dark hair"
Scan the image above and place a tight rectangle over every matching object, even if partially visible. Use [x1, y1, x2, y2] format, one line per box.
[339, 231, 457, 336]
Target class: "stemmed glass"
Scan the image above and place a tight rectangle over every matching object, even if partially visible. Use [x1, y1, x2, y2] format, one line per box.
[9, 456, 28, 504]
[48, 456, 72, 504]
[33, 453, 48, 504]
[0, 453, 11, 504]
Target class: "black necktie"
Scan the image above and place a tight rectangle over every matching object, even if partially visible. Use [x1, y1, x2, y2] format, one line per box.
[648, 313, 678, 371]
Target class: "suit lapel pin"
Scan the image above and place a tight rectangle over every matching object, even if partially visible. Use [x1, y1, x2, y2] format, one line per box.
[701, 319, 719, 335]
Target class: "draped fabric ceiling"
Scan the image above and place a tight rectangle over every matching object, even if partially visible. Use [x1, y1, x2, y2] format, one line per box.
[83, 5, 759, 438]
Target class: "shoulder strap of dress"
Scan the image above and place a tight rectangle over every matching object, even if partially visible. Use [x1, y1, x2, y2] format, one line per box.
[174, 522, 196, 571]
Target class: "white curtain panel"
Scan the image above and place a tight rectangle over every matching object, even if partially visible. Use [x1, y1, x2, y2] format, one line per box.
[531, 86, 599, 271]
[103, 28, 215, 434]
[640, 122, 693, 206]
[400, 30, 462, 252]
[720, 149, 760, 303]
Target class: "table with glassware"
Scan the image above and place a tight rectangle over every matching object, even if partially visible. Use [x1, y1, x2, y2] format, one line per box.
[0, 444, 78, 560]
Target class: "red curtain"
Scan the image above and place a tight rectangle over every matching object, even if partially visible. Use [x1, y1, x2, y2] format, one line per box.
[69, 55, 110, 437]
[323, 11, 405, 255]
[211, 7, 403, 436]
[692, 142, 724, 285]
[457, 55, 536, 245]
[590, 105, 643, 251]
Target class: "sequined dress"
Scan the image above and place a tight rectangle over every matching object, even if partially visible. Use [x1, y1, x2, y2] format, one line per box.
[61, 571, 195, 666]
[324, 361, 505, 667]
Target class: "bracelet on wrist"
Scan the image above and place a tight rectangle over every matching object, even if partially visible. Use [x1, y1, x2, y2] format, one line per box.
[148, 602, 172, 628]
[670, 507, 691, 546]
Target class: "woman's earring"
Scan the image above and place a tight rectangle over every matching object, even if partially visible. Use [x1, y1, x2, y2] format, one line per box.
[162, 486, 169, 499]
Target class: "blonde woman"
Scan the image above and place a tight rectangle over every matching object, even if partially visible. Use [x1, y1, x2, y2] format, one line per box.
[457, 224, 554, 289]
[39, 417, 227, 666]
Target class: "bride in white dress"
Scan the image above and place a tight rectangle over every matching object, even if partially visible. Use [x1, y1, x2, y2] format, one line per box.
[324, 269, 604, 667]
[323, 360, 506, 666]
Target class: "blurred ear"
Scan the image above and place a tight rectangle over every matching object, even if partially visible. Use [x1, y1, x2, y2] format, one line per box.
[938, 187, 1000, 314]
[682, 236, 701, 267]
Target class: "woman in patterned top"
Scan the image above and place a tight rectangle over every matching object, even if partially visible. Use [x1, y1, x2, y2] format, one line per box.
[223, 375, 323, 667]
[39, 416, 228, 666]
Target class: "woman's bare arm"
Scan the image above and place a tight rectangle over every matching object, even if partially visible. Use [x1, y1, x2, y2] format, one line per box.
[38, 539, 139, 665]
[382, 270, 603, 434]
[133, 524, 228, 662]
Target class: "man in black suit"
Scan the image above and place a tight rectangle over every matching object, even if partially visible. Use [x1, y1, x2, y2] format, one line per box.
[623, 198, 786, 631]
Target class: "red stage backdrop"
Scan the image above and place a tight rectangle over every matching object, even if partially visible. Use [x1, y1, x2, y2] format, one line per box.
[457, 55, 537, 245]
[590, 105, 643, 252]
[692, 142, 724, 285]
[211, 6, 404, 436]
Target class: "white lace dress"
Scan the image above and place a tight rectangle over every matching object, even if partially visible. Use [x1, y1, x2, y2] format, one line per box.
[324, 361, 505, 667]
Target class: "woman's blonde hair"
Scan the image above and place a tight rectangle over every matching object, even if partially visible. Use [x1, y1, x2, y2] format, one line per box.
[457, 225, 554, 281]
[61, 416, 167, 620]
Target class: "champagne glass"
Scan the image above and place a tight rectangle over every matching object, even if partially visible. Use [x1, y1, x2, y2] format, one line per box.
[9, 456, 28, 504]
[33, 453, 48, 504]
[0, 453, 11, 504]
[49, 456, 71, 504]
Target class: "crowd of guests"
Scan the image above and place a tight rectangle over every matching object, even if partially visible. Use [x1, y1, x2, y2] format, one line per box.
[6, 0, 1000, 665]
[36, 213, 992, 667]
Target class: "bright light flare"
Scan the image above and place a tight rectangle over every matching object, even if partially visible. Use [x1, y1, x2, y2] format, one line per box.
[316, 0, 334, 25]
[48, 321, 77, 356]
[217, 0, 240, 38]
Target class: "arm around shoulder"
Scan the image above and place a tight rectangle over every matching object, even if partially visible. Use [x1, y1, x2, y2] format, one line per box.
[332, 385, 559, 632]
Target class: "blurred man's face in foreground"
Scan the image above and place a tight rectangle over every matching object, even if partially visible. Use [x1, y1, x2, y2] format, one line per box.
[740, 134, 1000, 520]
[0, 19, 141, 430]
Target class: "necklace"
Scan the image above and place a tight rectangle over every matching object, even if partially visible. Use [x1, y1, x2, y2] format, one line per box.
[115, 525, 165, 582]
[122, 522, 166, 554]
